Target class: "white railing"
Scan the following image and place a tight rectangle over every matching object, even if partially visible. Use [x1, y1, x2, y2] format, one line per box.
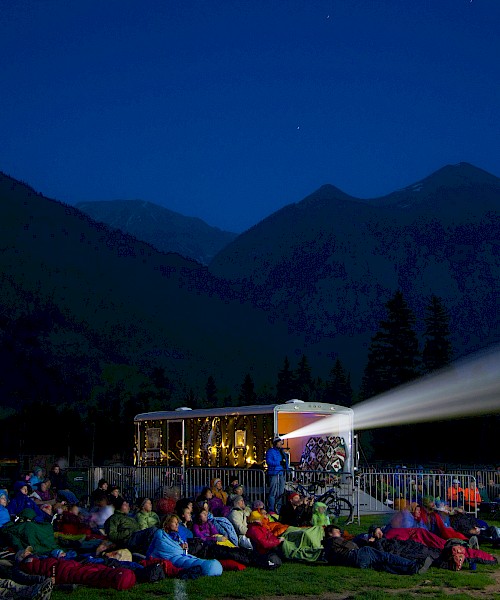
[355, 470, 481, 516]
[82, 466, 498, 521]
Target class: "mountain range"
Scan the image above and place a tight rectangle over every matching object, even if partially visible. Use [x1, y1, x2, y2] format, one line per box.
[1, 162, 498, 411]
[75, 200, 236, 265]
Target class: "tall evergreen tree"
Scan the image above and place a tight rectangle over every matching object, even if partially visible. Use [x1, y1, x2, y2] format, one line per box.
[361, 290, 420, 400]
[422, 295, 452, 374]
[276, 356, 296, 401]
[295, 354, 314, 401]
[326, 358, 353, 406]
[205, 375, 218, 408]
[238, 373, 257, 406]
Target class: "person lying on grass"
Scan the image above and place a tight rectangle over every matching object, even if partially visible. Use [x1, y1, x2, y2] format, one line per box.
[322, 525, 433, 576]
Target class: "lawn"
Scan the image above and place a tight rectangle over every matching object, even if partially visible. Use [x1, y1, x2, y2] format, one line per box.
[50, 515, 500, 600]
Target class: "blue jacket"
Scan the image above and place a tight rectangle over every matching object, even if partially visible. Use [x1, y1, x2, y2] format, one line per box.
[265, 446, 288, 476]
[0, 505, 11, 527]
[8, 493, 45, 522]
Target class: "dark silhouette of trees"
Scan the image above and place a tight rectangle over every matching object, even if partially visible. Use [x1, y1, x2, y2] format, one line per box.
[422, 295, 452, 374]
[325, 358, 353, 406]
[205, 376, 218, 407]
[361, 290, 420, 401]
[294, 354, 314, 401]
[359, 290, 421, 460]
[276, 356, 296, 401]
[238, 373, 257, 406]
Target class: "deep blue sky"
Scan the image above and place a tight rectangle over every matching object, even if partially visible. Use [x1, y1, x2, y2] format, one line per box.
[1, 0, 499, 232]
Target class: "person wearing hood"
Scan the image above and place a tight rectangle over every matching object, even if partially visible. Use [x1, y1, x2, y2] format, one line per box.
[311, 502, 330, 527]
[28, 467, 44, 489]
[0, 490, 11, 527]
[210, 478, 228, 505]
[246, 511, 284, 555]
[8, 483, 45, 523]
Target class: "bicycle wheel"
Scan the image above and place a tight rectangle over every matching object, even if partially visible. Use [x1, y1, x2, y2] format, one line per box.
[323, 495, 353, 525]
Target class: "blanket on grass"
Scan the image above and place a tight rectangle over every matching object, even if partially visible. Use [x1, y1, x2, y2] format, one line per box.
[281, 525, 325, 562]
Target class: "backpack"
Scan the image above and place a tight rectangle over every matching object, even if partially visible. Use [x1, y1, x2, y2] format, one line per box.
[440, 539, 467, 571]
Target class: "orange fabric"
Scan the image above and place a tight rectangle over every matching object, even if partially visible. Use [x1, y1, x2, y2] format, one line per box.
[447, 486, 463, 500]
[268, 521, 289, 537]
[463, 487, 481, 508]
[210, 478, 228, 504]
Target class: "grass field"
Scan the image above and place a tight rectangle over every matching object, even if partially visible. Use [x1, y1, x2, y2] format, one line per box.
[50, 515, 500, 600]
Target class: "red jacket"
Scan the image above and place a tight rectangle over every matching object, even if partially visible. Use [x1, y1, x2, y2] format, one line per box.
[246, 522, 281, 554]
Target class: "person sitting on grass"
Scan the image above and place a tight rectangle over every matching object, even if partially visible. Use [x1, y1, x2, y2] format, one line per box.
[194, 499, 239, 547]
[178, 506, 194, 540]
[104, 499, 157, 554]
[88, 492, 113, 532]
[0, 490, 11, 528]
[192, 508, 227, 544]
[47, 465, 79, 505]
[246, 511, 284, 555]
[322, 525, 433, 575]
[8, 483, 45, 523]
[197, 487, 230, 518]
[227, 496, 253, 549]
[279, 492, 313, 527]
[89, 479, 109, 507]
[135, 497, 160, 530]
[146, 513, 223, 577]
[30, 481, 56, 507]
[210, 478, 228, 505]
[311, 502, 330, 527]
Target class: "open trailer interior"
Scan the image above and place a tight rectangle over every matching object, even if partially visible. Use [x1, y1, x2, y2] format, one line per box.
[134, 400, 354, 474]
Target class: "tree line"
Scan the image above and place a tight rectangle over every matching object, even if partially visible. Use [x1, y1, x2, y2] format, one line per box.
[2, 289, 495, 464]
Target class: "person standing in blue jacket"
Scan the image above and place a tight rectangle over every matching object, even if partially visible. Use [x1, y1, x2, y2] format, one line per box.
[265, 436, 289, 514]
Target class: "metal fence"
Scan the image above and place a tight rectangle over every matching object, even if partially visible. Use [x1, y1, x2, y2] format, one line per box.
[355, 470, 483, 516]
[87, 466, 266, 505]
[76, 466, 500, 521]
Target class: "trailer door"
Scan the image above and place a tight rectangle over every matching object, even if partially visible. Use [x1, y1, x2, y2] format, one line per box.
[166, 420, 184, 466]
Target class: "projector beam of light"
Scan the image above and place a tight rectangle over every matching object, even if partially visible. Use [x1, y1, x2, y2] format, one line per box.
[284, 346, 500, 440]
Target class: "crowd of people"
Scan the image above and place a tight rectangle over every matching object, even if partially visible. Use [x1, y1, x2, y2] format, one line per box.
[0, 463, 498, 598]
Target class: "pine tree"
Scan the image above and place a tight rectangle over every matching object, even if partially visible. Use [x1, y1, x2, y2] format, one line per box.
[295, 354, 314, 401]
[361, 290, 420, 399]
[238, 373, 257, 406]
[276, 356, 296, 401]
[326, 358, 353, 406]
[422, 295, 452, 374]
[205, 375, 218, 407]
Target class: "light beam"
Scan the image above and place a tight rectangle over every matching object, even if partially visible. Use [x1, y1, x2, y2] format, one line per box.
[285, 346, 500, 440]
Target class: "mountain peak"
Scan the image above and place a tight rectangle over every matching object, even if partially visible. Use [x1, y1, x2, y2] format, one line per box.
[422, 162, 500, 187]
[298, 183, 361, 207]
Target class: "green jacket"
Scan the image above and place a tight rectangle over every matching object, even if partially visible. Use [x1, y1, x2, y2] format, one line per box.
[104, 511, 140, 547]
[136, 510, 160, 530]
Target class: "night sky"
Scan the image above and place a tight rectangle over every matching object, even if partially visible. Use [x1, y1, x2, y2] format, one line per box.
[1, 0, 499, 232]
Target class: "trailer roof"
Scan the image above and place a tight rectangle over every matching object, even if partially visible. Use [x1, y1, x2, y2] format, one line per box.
[134, 401, 352, 422]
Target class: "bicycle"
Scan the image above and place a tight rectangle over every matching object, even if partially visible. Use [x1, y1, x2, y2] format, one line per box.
[284, 473, 354, 526]
[153, 469, 184, 500]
